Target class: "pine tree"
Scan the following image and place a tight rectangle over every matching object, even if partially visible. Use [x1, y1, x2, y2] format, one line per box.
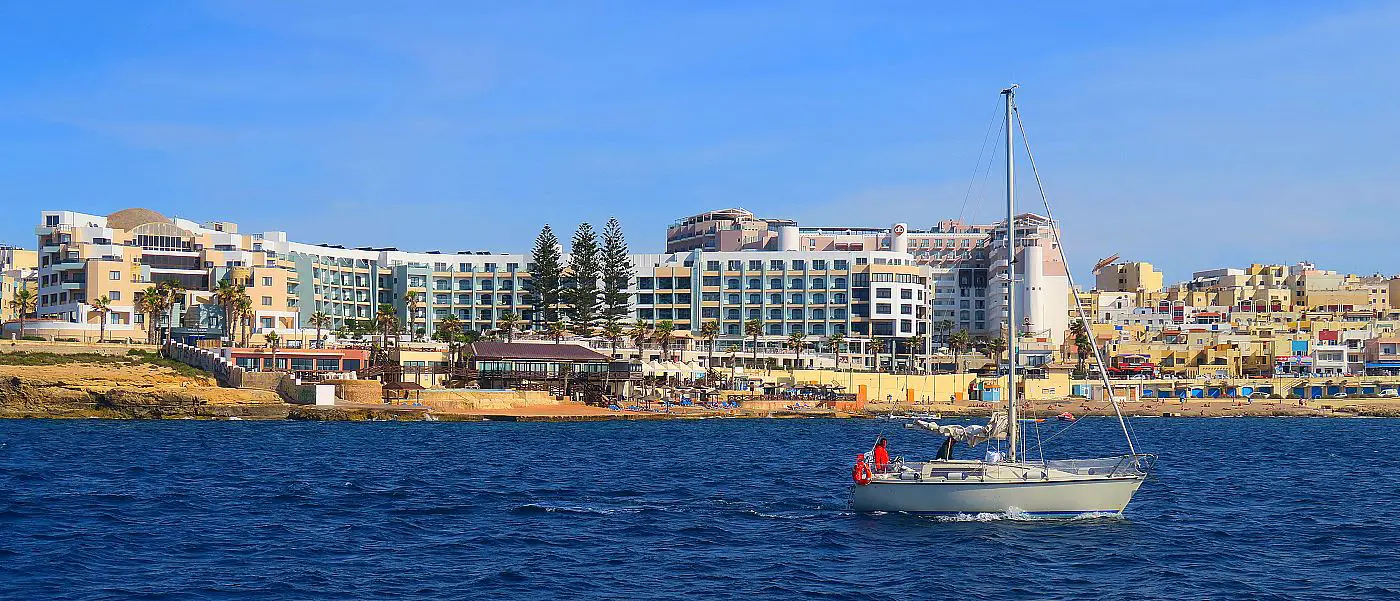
[600, 217, 634, 324]
[565, 222, 602, 333]
[529, 225, 564, 326]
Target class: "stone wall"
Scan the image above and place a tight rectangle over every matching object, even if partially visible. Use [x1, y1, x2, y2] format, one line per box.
[395, 389, 558, 411]
[333, 380, 382, 404]
[164, 341, 245, 387]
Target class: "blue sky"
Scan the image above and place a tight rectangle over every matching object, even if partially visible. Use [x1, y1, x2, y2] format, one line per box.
[1, 1, 1396, 283]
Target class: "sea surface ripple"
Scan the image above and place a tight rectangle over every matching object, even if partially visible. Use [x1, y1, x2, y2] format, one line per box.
[1, 417, 1397, 600]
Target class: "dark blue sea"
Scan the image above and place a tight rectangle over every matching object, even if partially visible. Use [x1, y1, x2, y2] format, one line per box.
[1, 417, 1397, 600]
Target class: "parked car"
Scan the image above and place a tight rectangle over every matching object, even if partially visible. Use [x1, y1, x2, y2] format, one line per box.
[1249, 392, 1269, 399]
[1380, 389, 1399, 398]
[1331, 392, 1349, 399]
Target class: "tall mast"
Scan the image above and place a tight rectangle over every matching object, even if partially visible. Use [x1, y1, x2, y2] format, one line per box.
[1002, 84, 1019, 463]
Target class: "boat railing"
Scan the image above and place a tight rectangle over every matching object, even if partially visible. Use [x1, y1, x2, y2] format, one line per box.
[878, 454, 1155, 482]
[1042, 454, 1155, 478]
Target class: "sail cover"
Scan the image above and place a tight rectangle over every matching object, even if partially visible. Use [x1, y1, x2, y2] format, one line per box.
[912, 412, 1008, 447]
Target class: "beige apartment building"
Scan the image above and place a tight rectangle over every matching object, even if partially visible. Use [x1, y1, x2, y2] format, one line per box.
[29, 208, 298, 342]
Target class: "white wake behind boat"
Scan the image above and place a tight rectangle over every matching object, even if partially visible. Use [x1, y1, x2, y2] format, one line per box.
[850, 86, 1153, 517]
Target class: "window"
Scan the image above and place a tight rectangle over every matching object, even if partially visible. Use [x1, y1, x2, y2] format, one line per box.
[109, 271, 121, 280]
[109, 291, 121, 301]
[790, 278, 804, 289]
[640, 294, 656, 305]
[727, 261, 741, 271]
[833, 293, 847, 304]
[702, 292, 720, 302]
[639, 278, 654, 290]
[726, 278, 741, 290]
[789, 293, 804, 304]
[876, 303, 892, 314]
[703, 307, 720, 318]
[725, 308, 740, 320]
[703, 276, 721, 286]
[706, 261, 721, 271]
[260, 317, 274, 329]
[901, 304, 913, 315]
[768, 308, 782, 320]
[876, 288, 892, 299]
[811, 277, 825, 289]
[727, 293, 741, 304]
[262, 296, 273, 306]
[834, 308, 847, 319]
[769, 278, 783, 289]
[791, 260, 805, 270]
[833, 277, 846, 288]
[747, 278, 761, 289]
[769, 293, 782, 304]
[813, 260, 827, 270]
[811, 293, 825, 304]
[748, 260, 762, 270]
[812, 308, 825, 319]
[656, 277, 672, 289]
[789, 308, 804, 319]
[263, 277, 274, 287]
[748, 293, 761, 304]
[901, 289, 913, 299]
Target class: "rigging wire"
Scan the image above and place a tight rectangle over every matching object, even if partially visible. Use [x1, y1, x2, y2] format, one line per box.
[1011, 105, 1140, 458]
[956, 96, 1007, 224]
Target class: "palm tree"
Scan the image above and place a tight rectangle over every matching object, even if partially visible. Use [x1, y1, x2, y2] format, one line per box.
[9, 287, 37, 340]
[869, 338, 886, 372]
[826, 332, 846, 369]
[744, 318, 762, 367]
[699, 320, 720, 371]
[627, 321, 651, 356]
[375, 303, 400, 345]
[212, 280, 244, 346]
[985, 336, 1008, 365]
[906, 335, 923, 373]
[786, 330, 807, 369]
[935, 319, 955, 345]
[547, 320, 568, 344]
[136, 286, 164, 343]
[949, 329, 972, 373]
[437, 314, 463, 364]
[654, 320, 675, 359]
[309, 311, 331, 349]
[498, 311, 521, 342]
[234, 293, 253, 346]
[88, 296, 111, 343]
[601, 320, 624, 358]
[265, 331, 281, 372]
[157, 280, 185, 345]
[1070, 318, 1091, 373]
[404, 291, 423, 341]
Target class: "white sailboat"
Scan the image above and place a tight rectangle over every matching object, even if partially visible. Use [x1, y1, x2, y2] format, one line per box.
[850, 86, 1154, 517]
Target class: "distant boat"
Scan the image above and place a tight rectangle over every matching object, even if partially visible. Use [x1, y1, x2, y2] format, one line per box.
[849, 86, 1153, 517]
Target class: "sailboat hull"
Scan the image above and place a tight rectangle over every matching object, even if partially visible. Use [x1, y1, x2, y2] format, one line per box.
[850, 473, 1145, 516]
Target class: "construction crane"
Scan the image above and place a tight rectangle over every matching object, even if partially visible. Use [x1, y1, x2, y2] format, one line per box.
[1091, 253, 1121, 275]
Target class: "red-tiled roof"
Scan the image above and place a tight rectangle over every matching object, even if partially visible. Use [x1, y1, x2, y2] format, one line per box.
[468, 341, 609, 362]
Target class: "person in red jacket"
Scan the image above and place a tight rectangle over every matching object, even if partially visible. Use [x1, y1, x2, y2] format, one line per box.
[873, 437, 891, 472]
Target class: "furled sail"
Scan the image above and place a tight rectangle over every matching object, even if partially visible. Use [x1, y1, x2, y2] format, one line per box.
[911, 412, 1008, 447]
